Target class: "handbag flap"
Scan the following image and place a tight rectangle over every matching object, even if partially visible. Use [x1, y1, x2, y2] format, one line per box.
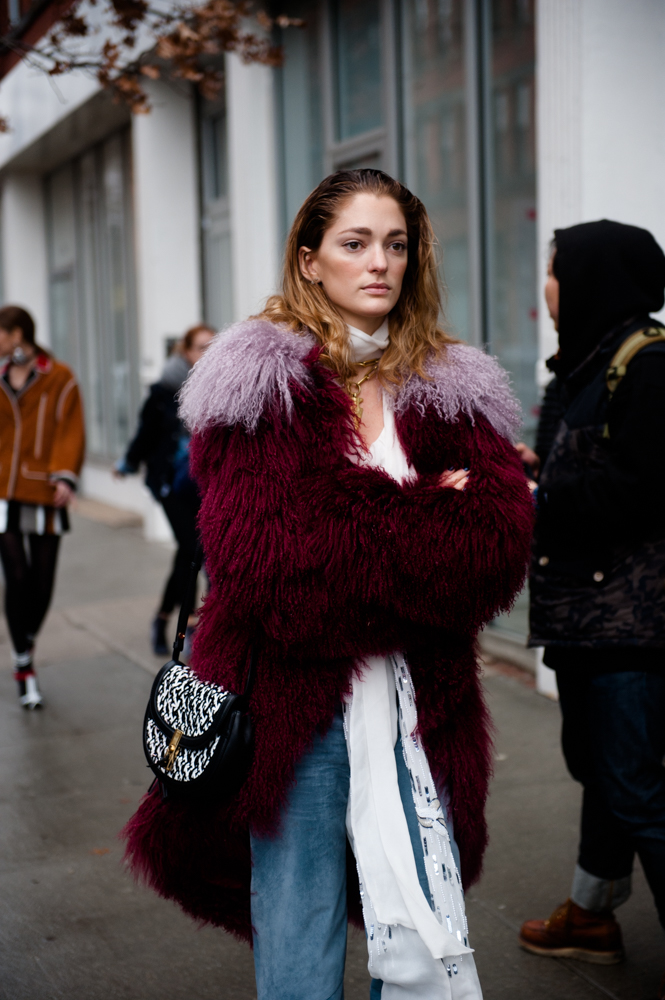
[153, 662, 230, 737]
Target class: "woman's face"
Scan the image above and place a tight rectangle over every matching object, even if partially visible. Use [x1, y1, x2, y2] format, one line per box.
[544, 253, 560, 329]
[0, 326, 24, 358]
[184, 330, 214, 367]
[299, 193, 408, 336]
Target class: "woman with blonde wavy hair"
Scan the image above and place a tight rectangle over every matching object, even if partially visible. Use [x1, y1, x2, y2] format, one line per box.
[125, 169, 533, 999]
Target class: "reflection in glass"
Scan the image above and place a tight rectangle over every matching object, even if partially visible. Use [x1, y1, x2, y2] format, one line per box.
[200, 92, 234, 329]
[104, 135, 132, 454]
[489, 0, 538, 443]
[277, 1, 323, 230]
[488, 0, 537, 640]
[46, 165, 77, 366]
[45, 130, 138, 459]
[201, 111, 228, 202]
[333, 0, 383, 141]
[402, 0, 469, 338]
[78, 151, 105, 457]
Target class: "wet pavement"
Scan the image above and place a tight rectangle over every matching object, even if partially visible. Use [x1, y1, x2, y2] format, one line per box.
[0, 511, 662, 1000]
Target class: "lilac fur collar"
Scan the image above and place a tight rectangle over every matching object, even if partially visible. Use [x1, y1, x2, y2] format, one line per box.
[179, 318, 522, 442]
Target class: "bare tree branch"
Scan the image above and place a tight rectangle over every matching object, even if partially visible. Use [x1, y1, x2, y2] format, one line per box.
[0, 0, 303, 129]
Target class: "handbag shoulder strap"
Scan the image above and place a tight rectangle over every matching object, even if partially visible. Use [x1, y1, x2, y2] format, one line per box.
[171, 543, 257, 699]
[172, 544, 203, 661]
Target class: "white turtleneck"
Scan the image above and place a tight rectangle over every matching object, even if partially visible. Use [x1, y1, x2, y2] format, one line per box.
[346, 317, 390, 362]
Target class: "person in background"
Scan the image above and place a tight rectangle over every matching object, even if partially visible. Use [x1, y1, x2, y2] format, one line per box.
[0, 305, 85, 709]
[115, 325, 215, 655]
[517, 221, 665, 997]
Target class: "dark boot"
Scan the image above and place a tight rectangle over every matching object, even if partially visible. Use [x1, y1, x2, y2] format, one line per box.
[519, 898, 624, 964]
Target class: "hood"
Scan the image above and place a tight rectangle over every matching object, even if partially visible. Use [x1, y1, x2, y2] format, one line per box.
[552, 219, 665, 377]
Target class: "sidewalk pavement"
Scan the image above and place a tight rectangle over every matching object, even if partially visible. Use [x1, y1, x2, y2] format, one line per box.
[0, 512, 662, 1000]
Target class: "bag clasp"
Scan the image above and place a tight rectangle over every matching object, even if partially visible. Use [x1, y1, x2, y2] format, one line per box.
[161, 728, 184, 772]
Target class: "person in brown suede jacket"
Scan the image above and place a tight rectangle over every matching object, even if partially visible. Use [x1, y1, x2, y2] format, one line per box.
[0, 305, 85, 709]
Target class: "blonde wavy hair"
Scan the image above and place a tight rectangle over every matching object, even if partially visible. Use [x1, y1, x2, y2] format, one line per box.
[262, 169, 456, 385]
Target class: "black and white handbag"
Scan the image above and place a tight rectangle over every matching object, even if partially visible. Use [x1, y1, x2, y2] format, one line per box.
[143, 549, 255, 799]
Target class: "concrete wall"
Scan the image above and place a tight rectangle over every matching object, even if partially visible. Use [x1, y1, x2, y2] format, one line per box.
[226, 54, 280, 319]
[132, 79, 202, 387]
[0, 172, 49, 343]
[537, 0, 665, 363]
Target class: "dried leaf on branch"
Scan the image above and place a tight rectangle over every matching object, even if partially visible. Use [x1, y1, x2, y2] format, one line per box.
[0, 0, 304, 121]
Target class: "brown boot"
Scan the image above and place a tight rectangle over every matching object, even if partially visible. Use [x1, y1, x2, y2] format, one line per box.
[519, 898, 624, 964]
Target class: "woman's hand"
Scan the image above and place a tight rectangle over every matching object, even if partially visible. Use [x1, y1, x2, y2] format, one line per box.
[53, 481, 74, 508]
[439, 468, 469, 491]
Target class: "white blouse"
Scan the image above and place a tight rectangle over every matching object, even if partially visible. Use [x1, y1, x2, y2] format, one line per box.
[344, 391, 473, 963]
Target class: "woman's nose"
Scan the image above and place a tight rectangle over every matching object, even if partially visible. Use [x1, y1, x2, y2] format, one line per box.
[368, 249, 388, 273]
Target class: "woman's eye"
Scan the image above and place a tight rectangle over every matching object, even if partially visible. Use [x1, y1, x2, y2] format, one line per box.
[343, 241, 362, 251]
[389, 242, 406, 253]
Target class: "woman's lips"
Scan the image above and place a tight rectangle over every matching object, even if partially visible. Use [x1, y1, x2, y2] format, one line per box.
[363, 284, 391, 293]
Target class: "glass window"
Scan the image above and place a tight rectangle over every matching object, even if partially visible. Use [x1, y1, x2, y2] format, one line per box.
[45, 164, 77, 367]
[102, 134, 136, 455]
[276, 0, 324, 230]
[275, 0, 538, 646]
[402, 0, 470, 338]
[485, 0, 536, 641]
[333, 0, 384, 141]
[488, 0, 537, 443]
[45, 129, 139, 459]
[78, 150, 106, 457]
[199, 89, 234, 329]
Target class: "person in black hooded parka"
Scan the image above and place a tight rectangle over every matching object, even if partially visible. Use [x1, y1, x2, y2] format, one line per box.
[518, 221, 665, 980]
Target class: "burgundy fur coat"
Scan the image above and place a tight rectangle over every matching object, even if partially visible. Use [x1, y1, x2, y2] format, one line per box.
[123, 319, 533, 942]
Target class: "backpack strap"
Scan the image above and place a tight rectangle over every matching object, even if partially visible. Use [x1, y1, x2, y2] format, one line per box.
[603, 326, 665, 438]
[606, 326, 665, 398]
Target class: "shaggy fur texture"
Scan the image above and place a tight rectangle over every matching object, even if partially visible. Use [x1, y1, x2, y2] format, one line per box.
[123, 319, 534, 943]
[395, 343, 522, 443]
[179, 319, 521, 442]
[179, 319, 314, 433]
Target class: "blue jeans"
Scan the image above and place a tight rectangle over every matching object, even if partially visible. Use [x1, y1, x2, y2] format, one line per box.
[250, 707, 460, 1000]
[556, 668, 665, 928]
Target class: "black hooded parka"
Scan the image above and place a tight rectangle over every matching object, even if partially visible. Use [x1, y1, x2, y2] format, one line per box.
[529, 220, 665, 661]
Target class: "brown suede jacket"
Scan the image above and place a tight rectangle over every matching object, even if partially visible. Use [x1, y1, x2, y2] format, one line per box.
[0, 350, 85, 505]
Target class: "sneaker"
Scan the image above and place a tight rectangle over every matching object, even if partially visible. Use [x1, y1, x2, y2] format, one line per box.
[16, 671, 43, 710]
[151, 616, 169, 657]
[519, 898, 624, 964]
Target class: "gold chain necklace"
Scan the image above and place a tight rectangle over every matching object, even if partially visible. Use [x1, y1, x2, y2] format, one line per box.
[345, 359, 380, 428]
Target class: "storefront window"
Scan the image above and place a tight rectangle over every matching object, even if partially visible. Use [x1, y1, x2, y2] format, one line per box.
[276, 0, 324, 234]
[488, 0, 537, 443]
[199, 89, 234, 329]
[333, 0, 383, 141]
[402, 0, 470, 338]
[45, 128, 139, 459]
[276, 0, 536, 642]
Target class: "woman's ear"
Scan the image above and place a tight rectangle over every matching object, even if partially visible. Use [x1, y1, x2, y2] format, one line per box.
[298, 246, 319, 284]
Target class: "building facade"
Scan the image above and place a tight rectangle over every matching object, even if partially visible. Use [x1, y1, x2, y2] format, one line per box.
[0, 0, 664, 663]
